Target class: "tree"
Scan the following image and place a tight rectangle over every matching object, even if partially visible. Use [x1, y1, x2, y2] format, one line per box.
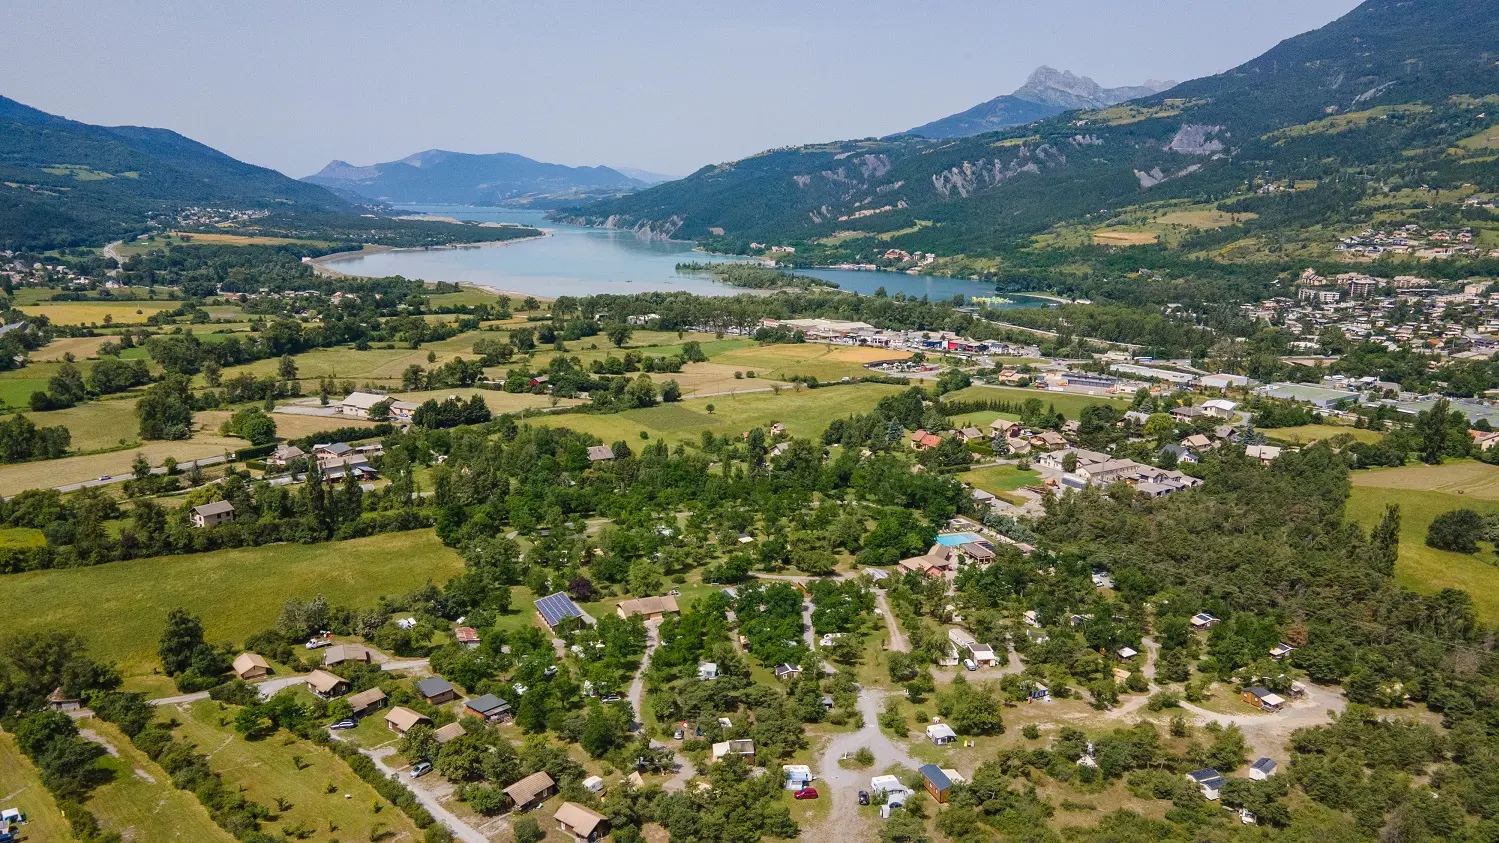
[158, 608, 208, 676]
[1371, 504, 1400, 573]
[605, 323, 634, 348]
[220, 406, 277, 445]
[513, 817, 544, 843]
[1417, 398, 1452, 464]
[136, 375, 194, 440]
[660, 380, 682, 402]
[1062, 452, 1078, 473]
[1427, 508, 1484, 554]
[1145, 412, 1176, 445]
[277, 355, 298, 381]
[368, 398, 394, 421]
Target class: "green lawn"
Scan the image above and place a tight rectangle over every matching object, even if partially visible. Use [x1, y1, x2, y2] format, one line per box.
[942, 385, 1132, 419]
[1347, 485, 1499, 625]
[171, 699, 422, 842]
[4, 530, 464, 678]
[81, 719, 234, 842]
[960, 465, 1041, 496]
[531, 383, 907, 446]
[0, 730, 72, 841]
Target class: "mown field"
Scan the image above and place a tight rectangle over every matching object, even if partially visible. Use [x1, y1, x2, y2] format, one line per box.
[943, 384, 1132, 419]
[17, 300, 179, 326]
[1348, 461, 1499, 624]
[4, 530, 464, 678]
[0, 731, 72, 840]
[1265, 423, 1382, 445]
[710, 343, 910, 382]
[82, 719, 234, 842]
[532, 382, 907, 446]
[170, 699, 422, 842]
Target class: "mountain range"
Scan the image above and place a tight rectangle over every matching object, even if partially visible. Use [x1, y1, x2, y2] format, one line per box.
[906, 66, 1175, 140]
[0, 95, 353, 250]
[556, 0, 1499, 262]
[304, 150, 648, 208]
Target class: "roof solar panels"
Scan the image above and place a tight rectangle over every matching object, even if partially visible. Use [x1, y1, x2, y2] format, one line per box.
[535, 592, 584, 627]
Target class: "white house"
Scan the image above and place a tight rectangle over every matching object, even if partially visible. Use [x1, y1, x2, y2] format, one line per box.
[1187, 769, 1224, 800]
[1202, 399, 1239, 419]
[191, 500, 235, 529]
[1249, 757, 1278, 780]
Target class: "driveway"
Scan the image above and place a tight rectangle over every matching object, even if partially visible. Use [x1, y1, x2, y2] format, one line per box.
[873, 591, 907, 653]
[335, 740, 493, 843]
[807, 688, 922, 843]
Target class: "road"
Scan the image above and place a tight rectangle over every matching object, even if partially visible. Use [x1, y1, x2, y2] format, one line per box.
[103, 240, 125, 264]
[52, 454, 229, 494]
[354, 743, 492, 843]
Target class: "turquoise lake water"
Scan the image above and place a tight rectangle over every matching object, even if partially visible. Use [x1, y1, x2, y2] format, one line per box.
[320, 205, 1050, 306]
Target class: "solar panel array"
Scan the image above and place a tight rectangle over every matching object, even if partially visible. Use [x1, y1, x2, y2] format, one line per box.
[535, 592, 584, 627]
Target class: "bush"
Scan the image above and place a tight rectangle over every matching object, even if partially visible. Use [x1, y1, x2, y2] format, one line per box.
[1427, 508, 1484, 553]
[514, 817, 545, 843]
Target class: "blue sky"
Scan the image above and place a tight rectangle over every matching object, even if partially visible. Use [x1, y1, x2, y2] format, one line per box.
[0, 0, 1362, 178]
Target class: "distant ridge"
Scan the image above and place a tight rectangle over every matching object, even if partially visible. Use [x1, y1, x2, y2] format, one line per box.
[0, 93, 351, 250]
[304, 150, 649, 207]
[905, 66, 1175, 139]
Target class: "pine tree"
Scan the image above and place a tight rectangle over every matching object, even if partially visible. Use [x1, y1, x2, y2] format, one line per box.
[1370, 504, 1400, 574]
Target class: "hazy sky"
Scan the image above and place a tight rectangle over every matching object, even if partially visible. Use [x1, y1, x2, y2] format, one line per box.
[2, 0, 1362, 179]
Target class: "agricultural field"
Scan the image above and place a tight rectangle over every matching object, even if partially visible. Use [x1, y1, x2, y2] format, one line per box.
[29, 335, 119, 361]
[3, 530, 464, 679]
[0, 527, 46, 549]
[392, 386, 582, 414]
[942, 384, 1132, 419]
[709, 343, 910, 383]
[533, 382, 907, 446]
[1348, 462, 1499, 624]
[17, 300, 178, 326]
[0, 439, 242, 497]
[1264, 423, 1383, 445]
[0, 731, 72, 841]
[1091, 229, 1159, 246]
[112, 231, 331, 257]
[170, 699, 422, 842]
[80, 719, 233, 842]
[200, 408, 378, 442]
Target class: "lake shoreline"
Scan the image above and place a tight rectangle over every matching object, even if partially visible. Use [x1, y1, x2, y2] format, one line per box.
[310, 231, 551, 277]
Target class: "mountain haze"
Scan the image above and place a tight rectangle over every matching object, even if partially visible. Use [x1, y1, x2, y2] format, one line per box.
[304, 150, 648, 208]
[557, 0, 1499, 260]
[0, 95, 352, 249]
[907, 66, 1175, 139]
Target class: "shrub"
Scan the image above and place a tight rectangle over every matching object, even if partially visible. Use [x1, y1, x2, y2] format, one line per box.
[1427, 508, 1484, 553]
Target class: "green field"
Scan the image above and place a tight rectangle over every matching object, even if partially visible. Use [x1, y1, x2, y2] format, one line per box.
[943, 385, 1132, 419]
[1265, 424, 1382, 445]
[18, 300, 179, 326]
[1348, 463, 1499, 624]
[960, 465, 1041, 500]
[0, 731, 73, 840]
[82, 719, 234, 842]
[3, 530, 464, 677]
[0, 526, 46, 549]
[170, 699, 421, 841]
[532, 382, 907, 445]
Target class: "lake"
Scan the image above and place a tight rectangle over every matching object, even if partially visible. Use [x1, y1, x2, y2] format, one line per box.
[320, 205, 1050, 306]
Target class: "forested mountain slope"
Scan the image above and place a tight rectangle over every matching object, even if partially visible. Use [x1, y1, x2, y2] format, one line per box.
[557, 0, 1499, 260]
[304, 149, 646, 207]
[0, 95, 352, 250]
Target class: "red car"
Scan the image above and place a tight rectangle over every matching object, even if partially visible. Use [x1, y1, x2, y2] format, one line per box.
[793, 787, 819, 800]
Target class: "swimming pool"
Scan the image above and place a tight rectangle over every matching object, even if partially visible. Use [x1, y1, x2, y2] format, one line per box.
[935, 532, 983, 547]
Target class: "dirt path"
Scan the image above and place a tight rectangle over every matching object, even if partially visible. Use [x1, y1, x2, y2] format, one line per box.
[806, 688, 921, 843]
[874, 591, 907, 653]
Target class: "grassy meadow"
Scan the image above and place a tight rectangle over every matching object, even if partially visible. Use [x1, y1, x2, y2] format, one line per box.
[943, 384, 1132, 419]
[17, 300, 179, 326]
[1348, 461, 1499, 624]
[4, 530, 464, 678]
[170, 699, 422, 842]
[0, 731, 72, 840]
[532, 382, 907, 446]
[82, 719, 234, 842]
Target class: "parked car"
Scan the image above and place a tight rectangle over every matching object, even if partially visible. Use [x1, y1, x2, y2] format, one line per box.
[793, 787, 819, 800]
[858, 790, 870, 805]
[410, 762, 433, 779]
[673, 729, 684, 740]
[963, 658, 978, 672]
[330, 719, 357, 730]
[601, 693, 621, 703]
